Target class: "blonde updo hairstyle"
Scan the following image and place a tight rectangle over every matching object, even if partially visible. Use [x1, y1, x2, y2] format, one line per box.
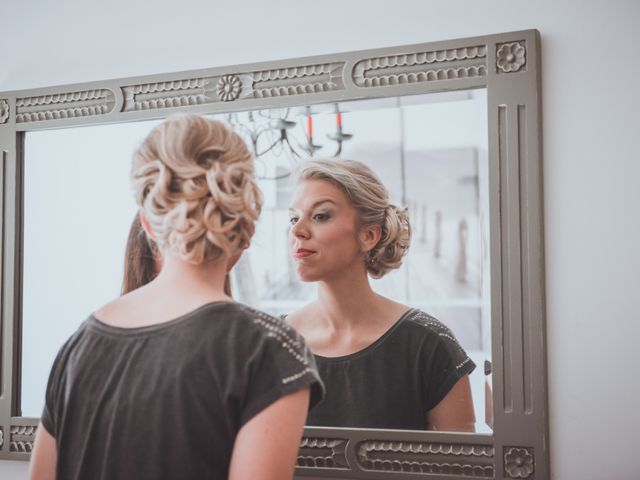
[296, 159, 411, 278]
[132, 114, 263, 264]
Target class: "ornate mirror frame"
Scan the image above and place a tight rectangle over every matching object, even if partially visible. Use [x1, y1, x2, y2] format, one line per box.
[0, 29, 547, 480]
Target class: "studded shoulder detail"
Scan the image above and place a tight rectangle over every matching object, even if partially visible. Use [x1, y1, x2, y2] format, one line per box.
[243, 306, 314, 385]
[408, 310, 472, 371]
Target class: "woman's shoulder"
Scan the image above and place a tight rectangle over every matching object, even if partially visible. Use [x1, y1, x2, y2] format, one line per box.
[400, 309, 460, 342]
[232, 304, 309, 348]
[236, 303, 298, 331]
[168, 302, 305, 344]
[406, 310, 476, 380]
[90, 300, 297, 343]
[279, 303, 316, 336]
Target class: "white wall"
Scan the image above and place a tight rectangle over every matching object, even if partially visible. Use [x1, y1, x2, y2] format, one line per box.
[1, 1, 638, 478]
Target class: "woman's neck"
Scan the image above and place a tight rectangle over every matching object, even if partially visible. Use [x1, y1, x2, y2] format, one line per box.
[315, 267, 385, 332]
[153, 253, 229, 300]
[97, 253, 232, 328]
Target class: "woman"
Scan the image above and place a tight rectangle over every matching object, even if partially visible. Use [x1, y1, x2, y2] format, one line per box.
[286, 159, 475, 431]
[29, 115, 323, 480]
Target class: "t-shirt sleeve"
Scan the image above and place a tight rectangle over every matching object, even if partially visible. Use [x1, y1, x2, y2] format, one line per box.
[40, 340, 70, 438]
[239, 312, 325, 428]
[419, 317, 476, 412]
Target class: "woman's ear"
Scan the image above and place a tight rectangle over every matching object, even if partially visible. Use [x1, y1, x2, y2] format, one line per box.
[359, 224, 382, 254]
[139, 211, 155, 241]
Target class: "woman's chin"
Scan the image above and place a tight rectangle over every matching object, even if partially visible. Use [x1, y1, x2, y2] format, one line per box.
[298, 274, 319, 283]
[295, 267, 323, 283]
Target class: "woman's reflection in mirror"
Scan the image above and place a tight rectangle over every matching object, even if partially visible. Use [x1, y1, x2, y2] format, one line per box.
[286, 159, 475, 432]
[28, 115, 324, 480]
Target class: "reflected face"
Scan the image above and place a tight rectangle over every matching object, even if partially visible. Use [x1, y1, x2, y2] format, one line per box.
[288, 180, 364, 282]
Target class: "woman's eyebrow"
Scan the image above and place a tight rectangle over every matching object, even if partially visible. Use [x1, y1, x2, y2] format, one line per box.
[288, 199, 336, 213]
[311, 199, 336, 209]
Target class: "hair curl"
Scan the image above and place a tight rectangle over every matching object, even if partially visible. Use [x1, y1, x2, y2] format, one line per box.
[295, 159, 411, 278]
[131, 115, 262, 264]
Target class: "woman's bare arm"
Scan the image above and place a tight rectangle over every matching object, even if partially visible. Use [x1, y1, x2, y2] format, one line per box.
[229, 388, 310, 480]
[426, 375, 476, 432]
[28, 423, 56, 480]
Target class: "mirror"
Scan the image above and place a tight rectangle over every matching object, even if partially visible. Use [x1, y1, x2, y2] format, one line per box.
[21, 89, 492, 433]
[0, 30, 548, 480]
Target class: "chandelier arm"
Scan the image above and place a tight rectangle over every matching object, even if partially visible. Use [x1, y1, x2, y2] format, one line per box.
[333, 141, 343, 157]
[256, 136, 284, 157]
[282, 136, 302, 159]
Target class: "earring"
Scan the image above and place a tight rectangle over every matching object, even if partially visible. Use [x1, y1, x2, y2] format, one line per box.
[366, 251, 375, 265]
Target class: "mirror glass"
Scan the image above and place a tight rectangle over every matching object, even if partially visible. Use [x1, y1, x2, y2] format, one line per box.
[21, 88, 491, 432]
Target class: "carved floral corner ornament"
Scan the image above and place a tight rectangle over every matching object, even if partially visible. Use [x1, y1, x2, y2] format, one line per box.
[504, 447, 534, 479]
[0, 99, 9, 124]
[496, 41, 526, 73]
[216, 75, 242, 102]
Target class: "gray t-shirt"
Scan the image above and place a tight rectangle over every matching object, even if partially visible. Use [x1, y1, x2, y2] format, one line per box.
[41, 301, 323, 480]
[306, 308, 475, 430]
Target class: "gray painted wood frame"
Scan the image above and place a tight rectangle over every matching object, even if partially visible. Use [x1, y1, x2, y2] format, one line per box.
[0, 29, 547, 479]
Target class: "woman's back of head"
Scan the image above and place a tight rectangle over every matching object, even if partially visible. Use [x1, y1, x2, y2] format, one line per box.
[121, 213, 234, 297]
[132, 115, 263, 265]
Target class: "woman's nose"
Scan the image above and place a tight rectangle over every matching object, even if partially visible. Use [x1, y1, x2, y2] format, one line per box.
[291, 219, 310, 239]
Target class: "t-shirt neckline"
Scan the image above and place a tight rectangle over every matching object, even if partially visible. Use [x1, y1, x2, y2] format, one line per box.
[313, 308, 417, 363]
[89, 300, 235, 336]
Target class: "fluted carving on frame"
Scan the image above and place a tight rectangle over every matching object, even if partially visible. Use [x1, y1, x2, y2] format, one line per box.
[122, 62, 344, 112]
[356, 440, 494, 477]
[297, 437, 349, 469]
[121, 77, 219, 112]
[0, 427, 3, 448]
[353, 46, 487, 88]
[9, 425, 37, 453]
[16, 89, 115, 123]
[251, 62, 345, 98]
[0, 99, 9, 124]
[497, 103, 534, 416]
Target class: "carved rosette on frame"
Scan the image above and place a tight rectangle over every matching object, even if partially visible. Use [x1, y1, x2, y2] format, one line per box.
[297, 437, 349, 469]
[121, 62, 345, 112]
[356, 440, 494, 477]
[216, 75, 243, 102]
[15, 89, 116, 123]
[352, 46, 487, 88]
[504, 447, 534, 479]
[9, 425, 37, 453]
[0, 99, 9, 124]
[496, 41, 526, 73]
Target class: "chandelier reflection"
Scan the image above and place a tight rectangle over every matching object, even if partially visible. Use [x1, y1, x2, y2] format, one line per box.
[225, 105, 352, 180]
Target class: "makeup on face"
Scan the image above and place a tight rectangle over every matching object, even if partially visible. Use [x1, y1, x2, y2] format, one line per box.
[287, 180, 365, 283]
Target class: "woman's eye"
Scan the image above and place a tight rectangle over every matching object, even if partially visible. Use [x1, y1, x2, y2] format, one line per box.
[289, 216, 299, 225]
[313, 213, 330, 221]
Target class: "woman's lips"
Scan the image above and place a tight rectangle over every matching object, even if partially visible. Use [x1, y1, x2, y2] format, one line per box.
[293, 248, 315, 259]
